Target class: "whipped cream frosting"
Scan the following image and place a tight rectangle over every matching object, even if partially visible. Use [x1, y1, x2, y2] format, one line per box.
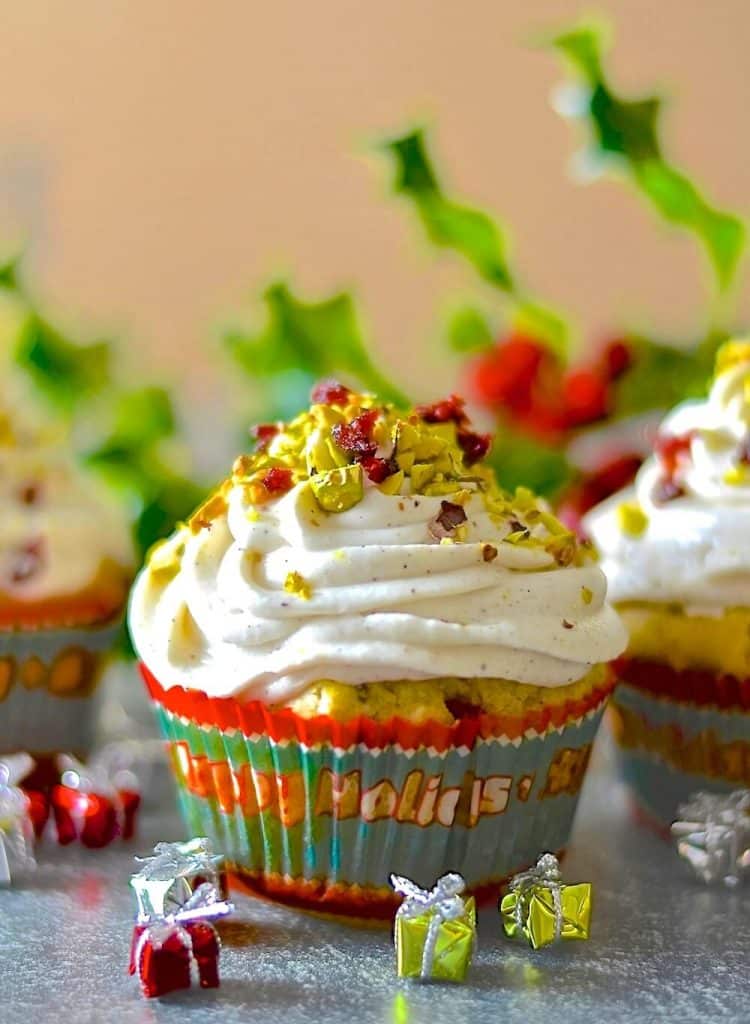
[586, 349, 750, 609]
[0, 423, 134, 601]
[130, 481, 625, 704]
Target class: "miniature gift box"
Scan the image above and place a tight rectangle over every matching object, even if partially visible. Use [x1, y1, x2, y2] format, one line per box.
[130, 837, 227, 921]
[0, 755, 36, 885]
[671, 790, 750, 886]
[500, 852, 591, 950]
[51, 751, 141, 847]
[129, 882, 232, 999]
[391, 873, 476, 982]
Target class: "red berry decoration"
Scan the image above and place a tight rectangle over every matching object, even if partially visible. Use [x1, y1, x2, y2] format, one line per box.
[262, 467, 294, 495]
[311, 379, 351, 405]
[601, 339, 633, 381]
[655, 432, 695, 476]
[361, 455, 398, 483]
[562, 369, 610, 428]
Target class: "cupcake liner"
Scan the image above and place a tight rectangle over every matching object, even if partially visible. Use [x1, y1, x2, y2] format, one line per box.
[610, 657, 750, 829]
[0, 619, 122, 757]
[143, 665, 612, 919]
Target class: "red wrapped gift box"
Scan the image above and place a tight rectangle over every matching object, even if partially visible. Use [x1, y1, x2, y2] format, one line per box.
[130, 918, 220, 998]
[51, 783, 140, 848]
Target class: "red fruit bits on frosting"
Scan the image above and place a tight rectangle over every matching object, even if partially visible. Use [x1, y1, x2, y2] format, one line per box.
[331, 409, 379, 460]
[311, 380, 351, 406]
[262, 467, 294, 495]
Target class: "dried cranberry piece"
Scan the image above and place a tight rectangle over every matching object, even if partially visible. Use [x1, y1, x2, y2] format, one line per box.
[416, 394, 467, 424]
[655, 432, 695, 476]
[311, 380, 351, 406]
[652, 477, 685, 504]
[262, 467, 294, 495]
[331, 409, 379, 460]
[251, 423, 278, 450]
[457, 429, 491, 465]
[11, 538, 44, 584]
[361, 455, 398, 483]
[738, 435, 750, 466]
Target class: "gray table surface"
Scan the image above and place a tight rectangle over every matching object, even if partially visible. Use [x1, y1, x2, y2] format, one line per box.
[2, 733, 748, 1024]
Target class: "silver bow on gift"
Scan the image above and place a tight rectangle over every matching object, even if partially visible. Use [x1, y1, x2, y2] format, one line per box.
[671, 790, 750, 887]
[391, 872, 469, 979]
[0, 754, 36, 886]
[133, 881, 233, 988]
[509, 852, 565, 938]
[132, 838, 224, 921]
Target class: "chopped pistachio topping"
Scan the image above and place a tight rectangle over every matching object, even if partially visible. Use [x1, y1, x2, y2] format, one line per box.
[617, 501, 649, 537]
[166, 383, 589, 572]
[283, 571, 312, 600]
[581, 586, 593, 605]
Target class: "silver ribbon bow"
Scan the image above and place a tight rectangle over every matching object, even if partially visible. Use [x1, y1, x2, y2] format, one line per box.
[0, 756, 36, 886]
[133, 881, 233, 987]
[509, 852, 564, 942]
[391, 872, 468, 979]
[671, 790, 750, 887]
[132, 838, 224, 920]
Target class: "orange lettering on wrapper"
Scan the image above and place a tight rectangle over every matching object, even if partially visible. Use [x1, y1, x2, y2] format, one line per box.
[169, 740, 592, 827]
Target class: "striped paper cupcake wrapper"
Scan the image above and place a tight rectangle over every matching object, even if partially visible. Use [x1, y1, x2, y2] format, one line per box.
[610, 657, 750, 830]
[0, 618, 123, 758]
[144, 665, 613, 920]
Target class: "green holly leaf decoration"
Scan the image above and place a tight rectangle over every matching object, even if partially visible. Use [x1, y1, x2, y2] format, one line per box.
[225, 280, 409, 407]
[14, 311, 110, 412]
[446, 304, 495, 353]
[380, 128, 570, 355]
[549, 21, 746, 293]
[383, 130, 514, 290]
[489, 428, 573, 498]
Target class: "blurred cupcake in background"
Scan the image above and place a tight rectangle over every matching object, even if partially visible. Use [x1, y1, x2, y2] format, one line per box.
[130, 383, 625, 919]
[586, 341, 750, 829]
[0, 400, 134, 758]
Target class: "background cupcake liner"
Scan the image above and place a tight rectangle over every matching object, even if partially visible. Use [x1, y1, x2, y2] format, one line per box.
[144, 665, 612, 919]
[610, 657, 750, 830]
[0, 619, 122, 757]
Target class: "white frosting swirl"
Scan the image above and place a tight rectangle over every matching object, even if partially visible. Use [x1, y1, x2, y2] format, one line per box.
[585, 355, 750, 609]
[0, 437, 134, 601]
[130, 482, 625, 704]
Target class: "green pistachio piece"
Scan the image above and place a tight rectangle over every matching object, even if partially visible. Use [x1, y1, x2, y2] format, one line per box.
[310, 463, 364, 512]
[395, 422, 420, 452]
[305, 427, 349, 475]
[377, 469, 404, 495]
[412, 435, 446, 460]
[410, 462, 437, 492]
[396, 450, 416, 473]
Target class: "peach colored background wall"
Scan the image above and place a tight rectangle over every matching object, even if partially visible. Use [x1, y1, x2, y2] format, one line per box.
[1, 1, 748, 439]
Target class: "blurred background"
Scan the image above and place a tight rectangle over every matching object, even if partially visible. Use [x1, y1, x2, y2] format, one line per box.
[1, 2, 749, 447]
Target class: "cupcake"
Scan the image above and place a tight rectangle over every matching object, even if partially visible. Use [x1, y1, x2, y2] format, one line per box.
[586, 341, 750, 829]
[0, 405, 134, 758]
[130, 384, 625, 918]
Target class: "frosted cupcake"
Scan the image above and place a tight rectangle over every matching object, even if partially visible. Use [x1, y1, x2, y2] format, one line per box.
[0, 406, 134, 758]
[130, 384, 625, 918]
[586, 341, 750, 828]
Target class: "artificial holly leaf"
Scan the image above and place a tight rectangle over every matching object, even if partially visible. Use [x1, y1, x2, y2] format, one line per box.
[381, 128, 571, 354]
[548, 21, 746, 293]
[0, 252, 22, 292]
[14, 311, 110, 412]
[107, 387, 175, 448]
[611, 332, 723, 418]
[225, 280, 409, 407]
[489, 427, 573, 498]
[446, 304, 495, 353]
[382, 129, 513, 290]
